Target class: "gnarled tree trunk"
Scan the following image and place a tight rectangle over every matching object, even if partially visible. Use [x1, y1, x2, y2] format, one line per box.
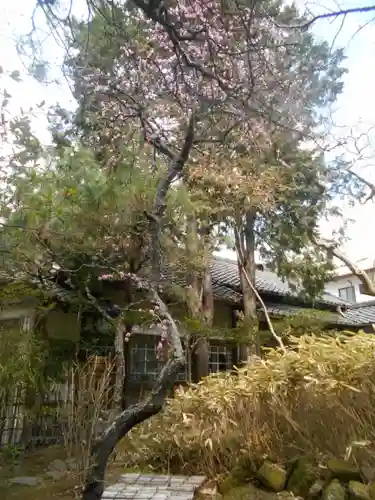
[82, 112, 195, 500]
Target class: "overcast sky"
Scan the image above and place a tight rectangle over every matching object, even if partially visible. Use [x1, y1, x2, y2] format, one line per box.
[1, 0, 374, 265]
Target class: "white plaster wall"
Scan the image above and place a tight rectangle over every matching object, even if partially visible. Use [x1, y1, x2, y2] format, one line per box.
[326, 275, 373, 303]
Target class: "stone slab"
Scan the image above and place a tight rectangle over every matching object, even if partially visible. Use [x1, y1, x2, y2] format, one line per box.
[102, 473, 206, 500]
[9, 476, 43, 486]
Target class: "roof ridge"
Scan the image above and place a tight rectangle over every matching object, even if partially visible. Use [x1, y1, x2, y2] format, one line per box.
[348, 299, 375, 309]
[212, 256, 237, 264]
[212, 256, 265, 270]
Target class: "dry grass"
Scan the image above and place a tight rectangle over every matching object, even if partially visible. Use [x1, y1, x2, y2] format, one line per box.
[1, 355, 119, 500]
[121, 331, 375, 477]
[59, 356, 116, 485]
[53, 355, 119, 496]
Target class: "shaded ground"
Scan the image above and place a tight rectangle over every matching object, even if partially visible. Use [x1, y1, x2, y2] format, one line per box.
[222, 484, 282, 500]
[0, 448, 282, 500]
[0, 446, 143, 500]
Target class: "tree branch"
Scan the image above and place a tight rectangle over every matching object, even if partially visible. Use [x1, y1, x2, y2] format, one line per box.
[276, 5, 375, 30]
[148, 110, 195, 275]
[348, 168, 375, 203]
[84, 285, 118, 324]
[153, 109, 196, 216]
[316, 239, 375, 297]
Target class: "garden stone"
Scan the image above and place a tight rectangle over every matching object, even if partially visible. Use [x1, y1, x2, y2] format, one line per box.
[323, 479, 346, 500]
[9, 476, 42, 486]
[257, 461, 287, 492]
[367, 481, 375, 500]
[276, 491, 303, 500]
[361, 464, 375, 484]
[48, 459, 68, 471]
[45, 469, 68, 480]
[287, 457, 319, 497]
[308, 480, 325, 499]
[66, 458, 78, 470]
[327, 460, 362, 482]
[348, 481, 371, 500]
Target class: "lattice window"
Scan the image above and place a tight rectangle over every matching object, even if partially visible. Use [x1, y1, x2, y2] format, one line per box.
[208, 344, 233, 374]
[129, 335, 187, 381]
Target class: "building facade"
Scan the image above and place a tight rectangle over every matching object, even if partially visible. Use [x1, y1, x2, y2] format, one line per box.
[325, 259, 375, 304]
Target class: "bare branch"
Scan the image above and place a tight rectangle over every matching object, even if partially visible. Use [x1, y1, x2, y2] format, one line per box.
[277, 5, 375, 30]
[153, 109, 196, 215]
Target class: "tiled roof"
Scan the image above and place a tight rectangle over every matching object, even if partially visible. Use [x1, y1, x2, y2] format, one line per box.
[341, 300, 375, 326]
[259, 302, 354, 325]
[210, 257, 350, 309]
[55, 257, 369, 326]
[98, 256, 350, 311]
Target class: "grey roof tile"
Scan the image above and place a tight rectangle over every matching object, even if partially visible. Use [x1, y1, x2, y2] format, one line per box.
[261, 302, 352, 325]
[72, 257, 371, 326]
[210, 257, 349, 308]
[98, 257, 350, 311]
[341, 300, 375, 326]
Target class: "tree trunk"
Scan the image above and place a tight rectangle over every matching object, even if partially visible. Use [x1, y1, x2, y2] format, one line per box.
[194, 268, 213, 379]
[82, 111, 194, 499]
[236, 211, 259, 362]
[112, 324, 125, 414]
[82, 357, 184, 500]
[186, 218, 213, 382]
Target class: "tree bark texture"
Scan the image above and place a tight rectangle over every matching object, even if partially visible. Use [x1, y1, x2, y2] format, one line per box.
[236, 211, 260, 361]
[186, 218, 213, 382]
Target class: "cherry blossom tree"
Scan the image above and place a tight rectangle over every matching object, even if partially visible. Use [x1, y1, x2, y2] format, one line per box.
[4, 0, 363, 497]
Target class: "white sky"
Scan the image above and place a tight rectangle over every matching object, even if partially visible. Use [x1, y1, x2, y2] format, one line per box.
[0, 0, 375, 265]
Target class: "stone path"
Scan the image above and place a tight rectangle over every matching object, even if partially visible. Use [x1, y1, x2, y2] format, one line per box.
[102, 473, 206, 500]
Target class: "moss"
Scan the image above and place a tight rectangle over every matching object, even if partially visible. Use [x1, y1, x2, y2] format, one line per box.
[256, 461, 287, 492]
[287, 457, 319, 497]
[218, 456, 256, 494]
[368, 481, 375, 500]
[222, 484, 280, 500]
[327, 460, 362, 483]
[348, 481, 371, 500]
[218, 475, 244, 494]
[323, 479, 347, 500]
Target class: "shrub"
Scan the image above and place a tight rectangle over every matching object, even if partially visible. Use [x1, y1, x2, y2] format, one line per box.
[121, 331, 375, 477]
